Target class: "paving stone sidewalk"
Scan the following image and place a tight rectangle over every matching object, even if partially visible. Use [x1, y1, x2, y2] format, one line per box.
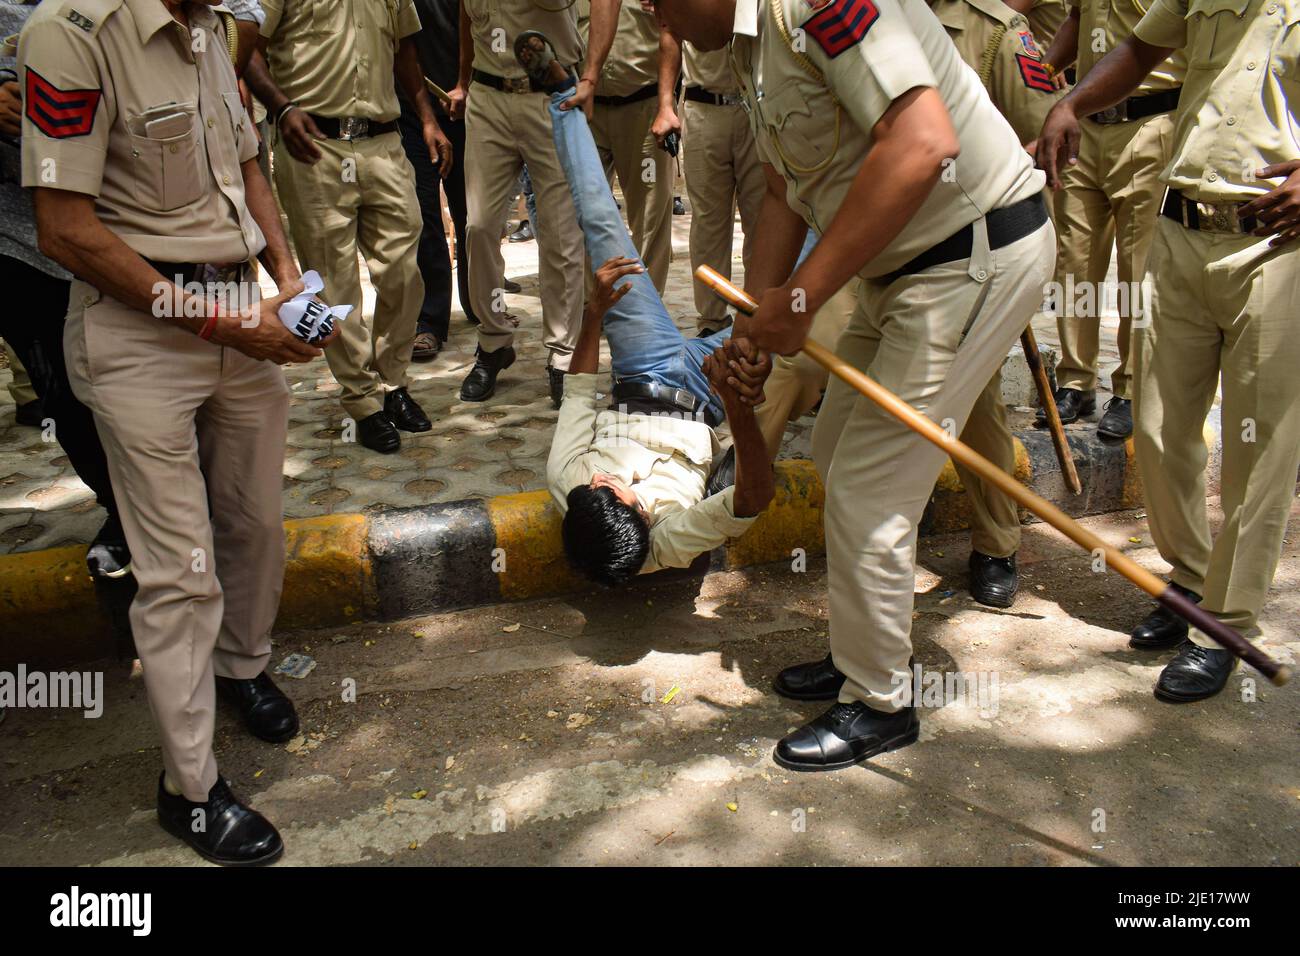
[0, 213, 1127, 557]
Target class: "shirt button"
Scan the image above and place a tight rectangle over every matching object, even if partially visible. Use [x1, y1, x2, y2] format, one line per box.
[207, 118, 215, 128]
[1247, 61, 1257, 70]
[168, 144, 179, 154]
[82, 295, 94, 306]
[1207, 172, 1218, 181]
[222, 175, 231, 185]
[1226, 116, 1236, 125]
[975, 270, 988, 281]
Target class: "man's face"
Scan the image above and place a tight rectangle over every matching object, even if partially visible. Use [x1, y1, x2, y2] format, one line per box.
[590, 473, 651, 524]
[652, 0, 737, 51]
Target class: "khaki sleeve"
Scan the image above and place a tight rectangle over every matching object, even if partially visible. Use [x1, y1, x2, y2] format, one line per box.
[17, 15, 111, 197]
[1133, 0, 1189, 49]
[259, 0, 283, 37]
[795, 0, 938, 137]
[546, 372, 603, 510]
[643, 487, 756, 573]
[992, 22, 1064, 144]
[396, 0, 422, 38]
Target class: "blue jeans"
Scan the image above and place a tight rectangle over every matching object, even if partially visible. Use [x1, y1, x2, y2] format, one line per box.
[549, 90, 730, 424]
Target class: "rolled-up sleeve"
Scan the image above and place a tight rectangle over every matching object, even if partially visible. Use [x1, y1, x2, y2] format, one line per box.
[1133, 0, 1189, 49]
[259, 0, 283, 37]
[547, 373, 602, 510]
[396, 0, 423, 38]
[643, 487, 757, 572]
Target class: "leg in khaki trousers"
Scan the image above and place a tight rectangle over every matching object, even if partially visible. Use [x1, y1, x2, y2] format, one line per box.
[465, 87, 584, 368]
[63, 279, 288, 801]
[274, 134, 422, 420]
[1133, 219, 1300, 644]
[590, 97, 675, 293]
[811, 223, 1055, 711]
[683, 101, 765, 331]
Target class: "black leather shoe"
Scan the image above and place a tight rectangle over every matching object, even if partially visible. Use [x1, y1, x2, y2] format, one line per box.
[773, 653, 845, 701]
[86, 515, 132, 579]
[1154, 641, 1236, 703]
[503, 278, 522, 294]
[157, 774, 283, 866]
[1035, 387, 1096, 426]
[357, 410, 401, 453]
[216, 671, 300, 743]
[460, 346, 516, 402]
[1096, 397, 1133, 441]
[673, 196, 686, 216]
[705, 445, 736, 498]
[1130, 582, 1200, 649]
[774, 701, 919, 772]
[507, 220, 534, 242]
[384, 387, 431, 432]
[969, 550, 1018, 608]
[14, 398, 43, 428]
[548, 366, 565, 409]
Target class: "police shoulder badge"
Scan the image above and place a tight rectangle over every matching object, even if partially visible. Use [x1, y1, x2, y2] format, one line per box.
[1016, 29, 1040, 57]
[66, 10, 95, 32]
[801, 0, 880, 58]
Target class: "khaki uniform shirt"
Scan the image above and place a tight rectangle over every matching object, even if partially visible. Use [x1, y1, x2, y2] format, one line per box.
[467, 0, 583, 81]
[1027, 0, 1069, 41]
[592, 0, 660, 98]
[19, 0, 263, 264]
[1073, 0, 1186, 93]
[729, 0, 1044, 278]
[547, 374, 756, 574]
[260, 0, 422, 121]
[931, 0, 1066, 143]
[684, 42, 740, 93]
[1135, 0, 1300, 203]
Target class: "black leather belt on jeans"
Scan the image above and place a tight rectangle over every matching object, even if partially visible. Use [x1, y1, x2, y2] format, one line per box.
[307, 114, 398, 140]
[684, 86, 744, 107]
[1088, 88, 1181, 125]
[594, 83, 660, 107]
[1161, 188, 1258, 234]
[611, 381, 721, 426]
[885, 193, 1049, 282]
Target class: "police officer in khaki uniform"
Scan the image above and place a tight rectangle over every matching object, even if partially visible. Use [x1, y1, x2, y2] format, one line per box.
[21, 0, 324, 864]
[581, 0, 680, 294]
[1040, 0, 1300, 703]
[682, 41, 765, 334]
[656, 0, 1056, 770]
[1006, 0, 1068, 48]
[451, 0, 620, 408]
[1035, 0, 1186, 441]
[248, 0, 446, 454]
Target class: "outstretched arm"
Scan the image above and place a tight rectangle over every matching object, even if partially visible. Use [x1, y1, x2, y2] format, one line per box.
[570, 256, 645, 374]
[704, 339, 775, 518]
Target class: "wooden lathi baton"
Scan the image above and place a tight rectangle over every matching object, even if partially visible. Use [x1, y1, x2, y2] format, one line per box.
[424, 77, 453, 106]
[1020, 326, 1083, 495]
[694, 264, 1291, 685]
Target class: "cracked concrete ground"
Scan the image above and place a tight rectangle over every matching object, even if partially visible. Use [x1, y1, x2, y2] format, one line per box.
[1, 503, 1295, 867]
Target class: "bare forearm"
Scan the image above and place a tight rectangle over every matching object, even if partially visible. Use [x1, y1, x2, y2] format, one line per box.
[1044, 9, 1080, 72]
[569, 303, 603, 374]
[726, 400, 775, 517]
[458, 1, 474, 87]
[745, 175, 806, 297]
[396, 38, 439, 128]
[1057, 36, 1173, 118]
[582, 0, 620, 85]
[242, 157, 298, 287]
[244, 47, 290, 116]
[657, 29, 681, 114]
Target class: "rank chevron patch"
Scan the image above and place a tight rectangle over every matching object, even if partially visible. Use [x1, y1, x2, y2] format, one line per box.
[25, 67, 101, 139]
[801, 0, 881, 59]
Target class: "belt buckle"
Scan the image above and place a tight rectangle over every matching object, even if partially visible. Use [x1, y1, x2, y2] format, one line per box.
[339, 117, 369, 141]
[505, 76, 531, 94]
[670, 387, 695, 412]
[1097, 106, 1121, 124]
[720, 93, 742, 107]
[1201, 202, 1242, 234]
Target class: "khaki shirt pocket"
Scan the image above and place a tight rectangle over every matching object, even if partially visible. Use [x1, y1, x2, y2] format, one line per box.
[308, 0, 346, 34]
[756, 85, 836, 174]
[221, 91, 248, 153]
[1184, 0, 1251, 70]
[127, 108, 204, 212]
[1272, 8, 1300, 82]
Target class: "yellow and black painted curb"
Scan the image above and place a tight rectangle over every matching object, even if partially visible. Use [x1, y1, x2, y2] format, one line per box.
[0, 425, 1166, 668]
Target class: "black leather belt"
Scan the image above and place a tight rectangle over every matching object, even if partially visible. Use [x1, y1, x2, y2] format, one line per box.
[145, 259, 247, 285]
[307, 114, 398, 140]
[471, 68, 556, 94]
[611, 381, 720, 426]
[1161, 188, 1258, 234]
[594, 83, 660, 107]
[885, 194, 1049, 282]
[1088, 88, 1180, 125]
[684, 86, 744, 107]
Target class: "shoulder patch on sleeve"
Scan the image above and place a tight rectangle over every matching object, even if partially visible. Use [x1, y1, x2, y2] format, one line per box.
[800, 0, 880, 59]
[1015, 52, 1054, 92]
[1016, 28, 1040, 57]
[25, 67, 102, 138]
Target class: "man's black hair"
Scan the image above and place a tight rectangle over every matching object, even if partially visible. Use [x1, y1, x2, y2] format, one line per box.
[562, 484, 651, 587]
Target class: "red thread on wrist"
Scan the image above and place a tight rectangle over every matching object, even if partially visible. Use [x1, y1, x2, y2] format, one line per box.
[198, 306, 219, 341]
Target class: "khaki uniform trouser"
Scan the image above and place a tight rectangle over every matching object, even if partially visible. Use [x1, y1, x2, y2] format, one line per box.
[813, 221, 1055, 712]
[1053, 112, 1173, 400]
[1134, 218, 1300, 646]
[682, 100, 765, 328]
[590, 96, 674, 294]
[273, 132, 422, 420]
[464, 85, 583, 368]
[3, 340, 36, 406]
[63, 278, 288, 801]
[756, 279, 1022, 560]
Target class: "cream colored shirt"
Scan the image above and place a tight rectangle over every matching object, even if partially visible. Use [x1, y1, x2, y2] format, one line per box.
[466, 0, 583, 81]
[547, 373, 756, 574]
[1027, 0, 1069, 41]
[1072, 0, 1186, 93]
[684, 42, 740, 93]
[593, 0, 661, 97]
[260, 0, 422, 121]
[729, 0, 1044, 278]
[930, 0, 1066, 144]
[19, 0, 263, 264]
[1135, 0, 1300, 203]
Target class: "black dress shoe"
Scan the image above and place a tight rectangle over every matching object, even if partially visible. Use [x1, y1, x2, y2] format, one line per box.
[507, 220, 534, 243]
[460, 346, 516, 402]
[774, 701, 919, 772]
[1096, 397, 1133, 441]
[1130, 582, 1201, 649]
[673, 195, 686, 216]
[384, 386, 431, 432]
[1035, 386, 1096, 426]
[157, 774, 283, 866]
[548, 366, 565, 409]
[86, 514, 132, 579]
[503, 277, 522, 294]
[216, 671, 300, 743]
[1154, 641, 1236, 703]
[705, 445, 736, 498]
[773, 653, 845, 701]
[969, 550, 1018, 608]
[14, 398, 43, 428]
[357, 410, 401, 453]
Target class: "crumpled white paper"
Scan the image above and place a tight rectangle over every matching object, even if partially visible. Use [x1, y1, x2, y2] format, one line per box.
[278, 270, 352, 344]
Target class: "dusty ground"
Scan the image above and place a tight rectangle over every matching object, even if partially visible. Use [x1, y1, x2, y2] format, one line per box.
[1, 503, 1295, 867]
